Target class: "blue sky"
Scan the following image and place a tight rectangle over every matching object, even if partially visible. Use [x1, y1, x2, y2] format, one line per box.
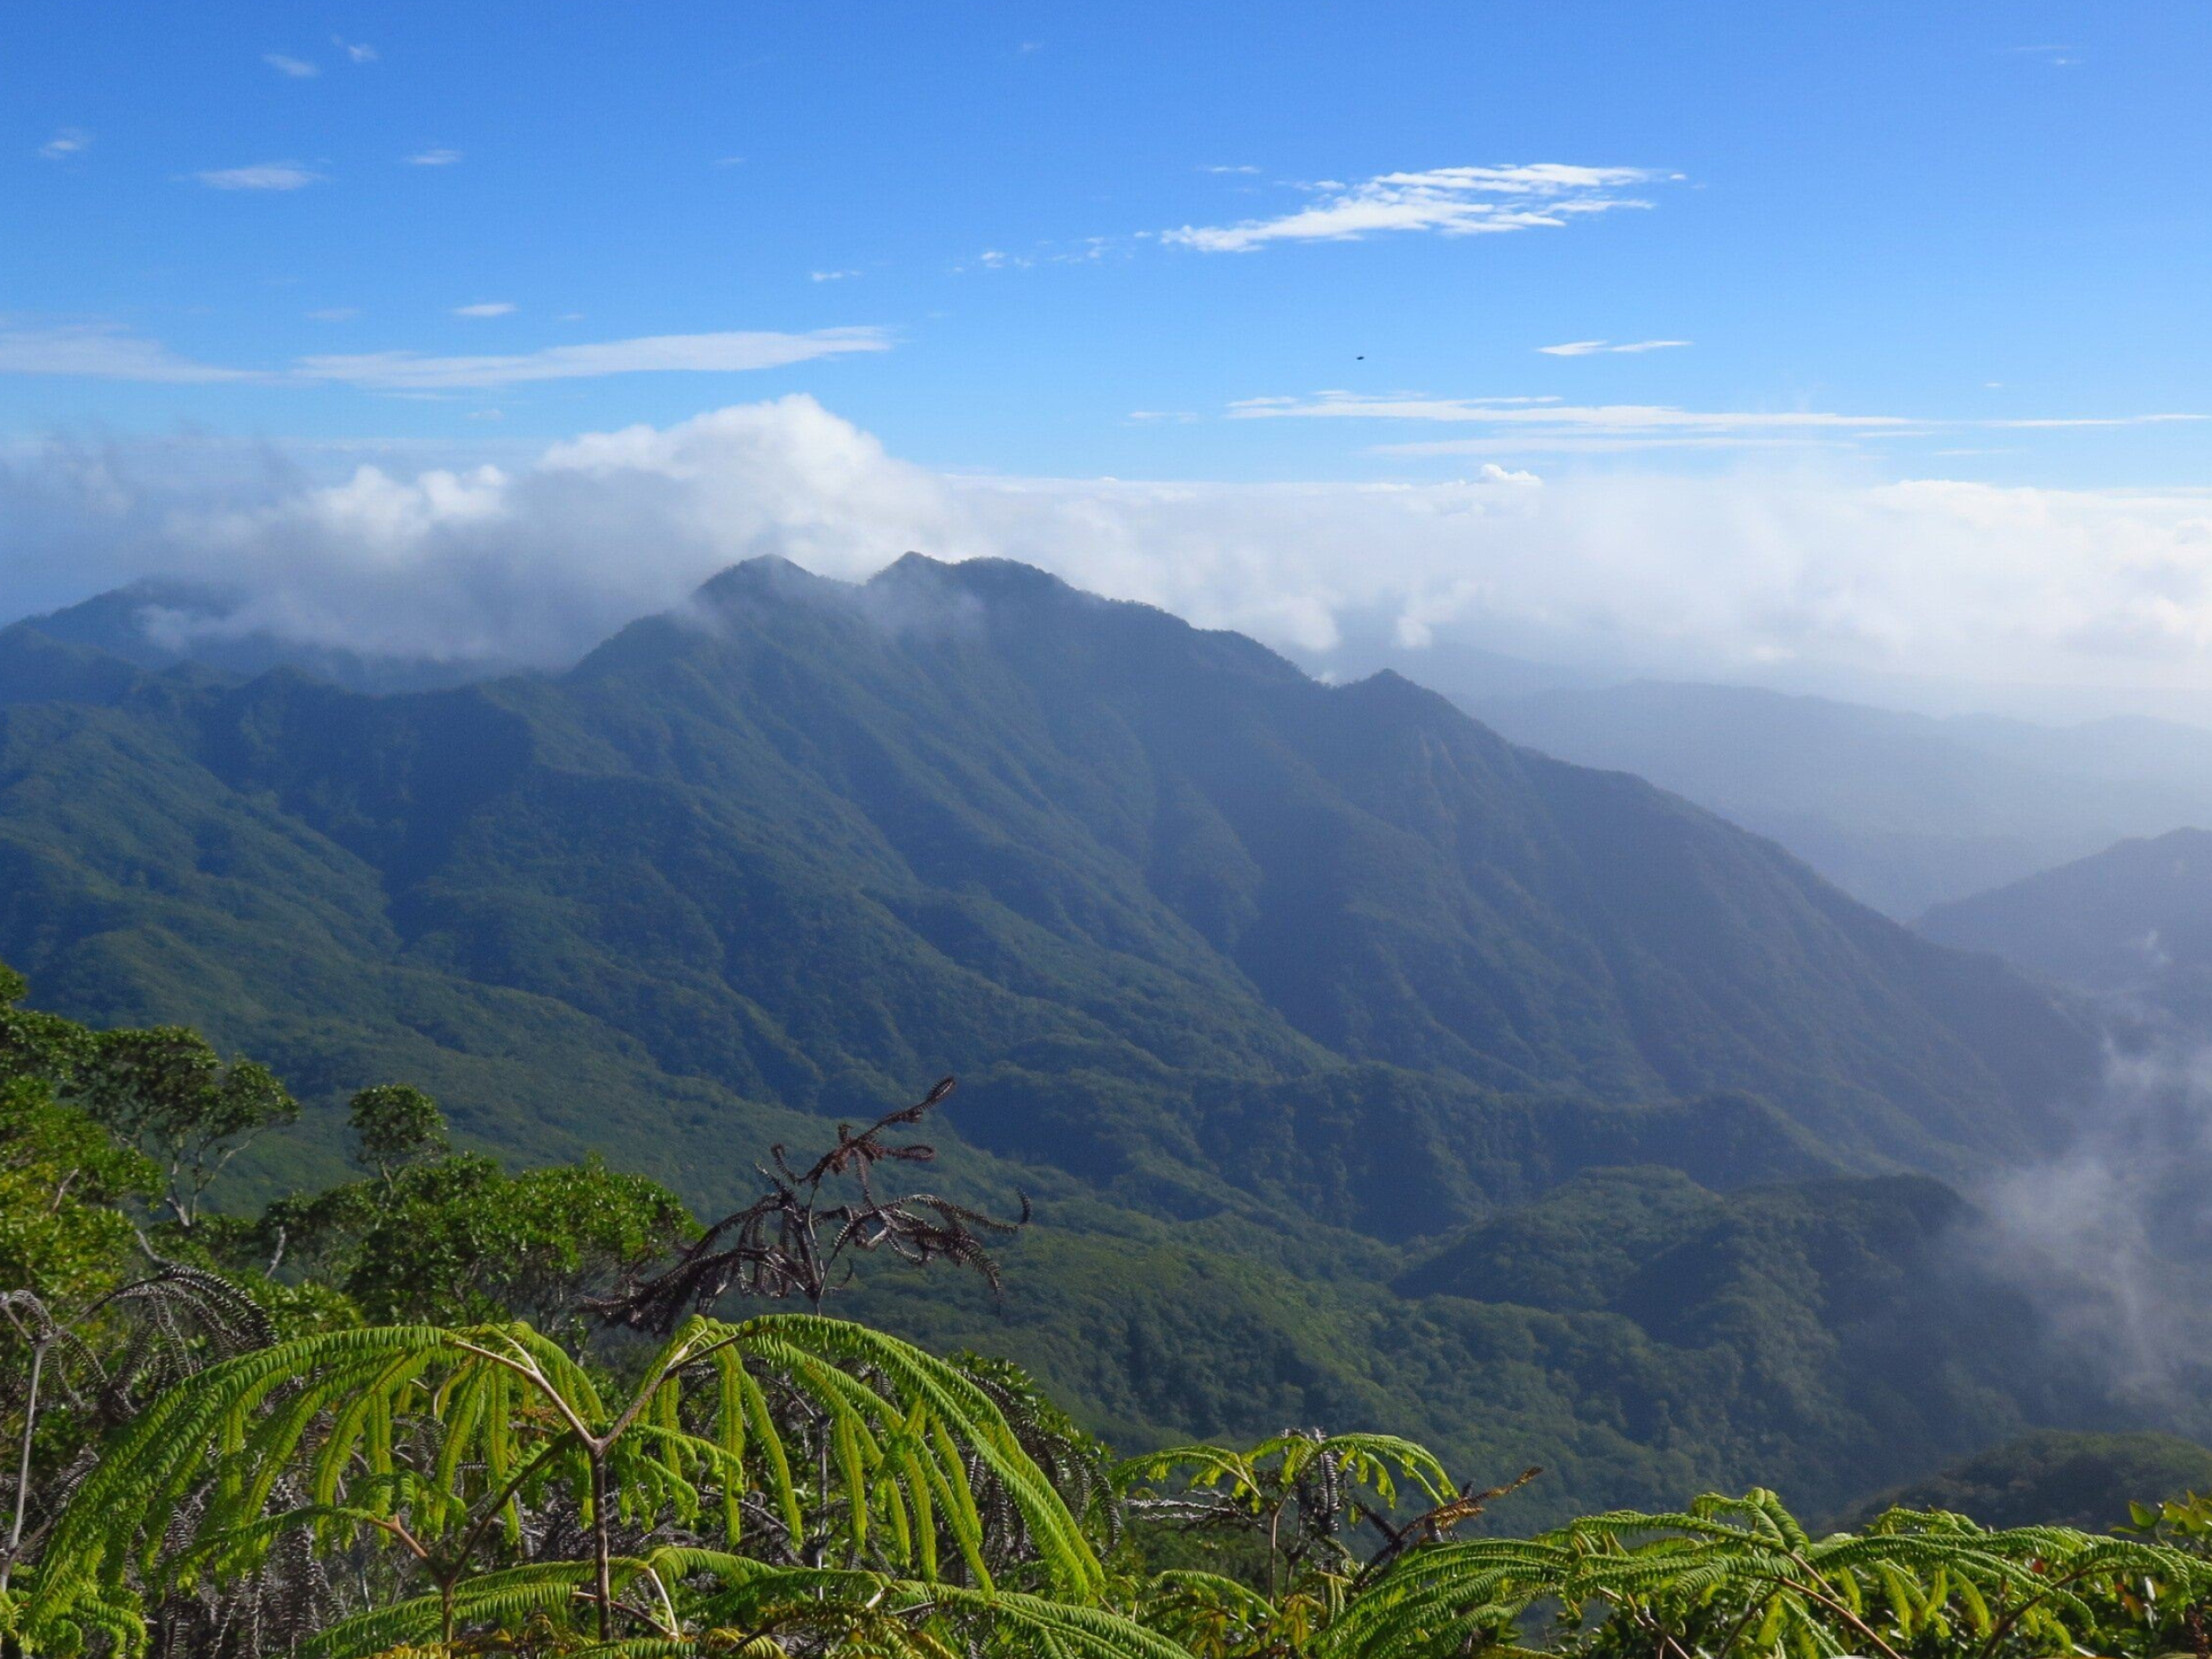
[9, 3, 2212, 716]
[10, 1, 2211, 484]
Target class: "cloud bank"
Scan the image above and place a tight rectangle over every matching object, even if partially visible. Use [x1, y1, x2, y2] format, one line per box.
[8, 397, 2212, 714]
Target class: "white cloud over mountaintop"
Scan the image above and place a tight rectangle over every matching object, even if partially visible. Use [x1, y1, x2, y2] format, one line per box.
[8, 397, 2212, 713]
[1163, 163, 1668, 252]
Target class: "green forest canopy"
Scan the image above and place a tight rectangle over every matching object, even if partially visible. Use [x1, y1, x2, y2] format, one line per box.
[10, 970, 2212, 1659]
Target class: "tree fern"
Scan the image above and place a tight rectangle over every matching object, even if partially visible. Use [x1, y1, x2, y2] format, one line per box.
[24, 1313, 1107, 1655]
[1320, 1488, 2212, 1659]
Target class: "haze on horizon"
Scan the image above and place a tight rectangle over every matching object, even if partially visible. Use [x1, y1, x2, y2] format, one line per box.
[7, 2, 2212, 723]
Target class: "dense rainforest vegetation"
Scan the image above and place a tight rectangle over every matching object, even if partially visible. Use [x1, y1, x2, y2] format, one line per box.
[10, 968, 2212, 1659]
[0, 559, 2171, 1523]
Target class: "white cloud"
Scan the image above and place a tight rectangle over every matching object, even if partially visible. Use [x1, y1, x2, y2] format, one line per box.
[263, 52, 319, 78]
[1986, 415, 2203, 429]
[1227, 390, 2203, 453]
[292, 327, 891, 389]
[38, 128, 91, 160]
[0, 323, 260, 383]
[1536, 339, 1691, 356]
[14, 399, 2212, 715]
[406, 148, 463, 167]
[809, 269, 860, 283]
[195, 161, 325, 191]
[334, 36, 378, 63]
[1163, 163, 1668, 253]
[452, 302, 517, 318]
[713, 155, 745, 167]
[1201, 163, 1261, 174]
[0, 320, 888, 391]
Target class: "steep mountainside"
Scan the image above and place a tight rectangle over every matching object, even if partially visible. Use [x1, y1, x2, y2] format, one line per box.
[1920, 828, 2212, 994]
[0, 555, 2092, 1190]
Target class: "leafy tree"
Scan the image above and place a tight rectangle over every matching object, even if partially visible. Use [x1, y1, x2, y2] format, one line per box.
[0, 969, 92, 1093]
[77, 1029, 298, 1232]
[0, 1080, 156, 1309]
[345, 1085, 450, 1185]
[261, 1147, 691, 1331]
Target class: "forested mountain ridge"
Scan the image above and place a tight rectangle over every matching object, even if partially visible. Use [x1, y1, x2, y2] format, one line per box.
[2, 554, 2094, 1198]
[0, 555, 2138, 1518]
[1920, 826, 2212, 994]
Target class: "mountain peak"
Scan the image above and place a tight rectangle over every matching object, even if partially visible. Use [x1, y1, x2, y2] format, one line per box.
[693, 555, 850, 606]
[867, 552, 1091, 607]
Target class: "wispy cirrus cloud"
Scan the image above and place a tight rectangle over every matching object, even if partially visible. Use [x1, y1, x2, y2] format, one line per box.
[1163, 163, 1671, 253]
[334, 36, 377, 63]
[0, 322, 264, 384]
[195, 161, 325, 191]
[405, 148, 463, 167]
[263, 51, 319, 78]
[1226, 390, 2205, 453]
[0, 322, 890, 391]
[452, 302, 517, 318]
[295, 328, 892, 390]
[1537, 339, 1691, 357]
[38, 128, 91, 160]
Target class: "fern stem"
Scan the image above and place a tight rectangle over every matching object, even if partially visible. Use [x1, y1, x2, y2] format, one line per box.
[1, 1335, 43, 1591]
[590, 1449, 613, 1643]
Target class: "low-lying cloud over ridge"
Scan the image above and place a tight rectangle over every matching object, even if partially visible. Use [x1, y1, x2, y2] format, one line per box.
[8, 397, 2212, 713]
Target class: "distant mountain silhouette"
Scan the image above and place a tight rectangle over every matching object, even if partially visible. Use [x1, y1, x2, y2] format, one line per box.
[1453, 679, 2212, 917]
[1921, 826, 2212, 995]
[9, 579, 518, 695]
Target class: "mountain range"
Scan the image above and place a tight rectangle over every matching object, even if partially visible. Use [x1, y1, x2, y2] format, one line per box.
[0, 555, 2154, 1518]
[1456, 681, 2212, 920]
